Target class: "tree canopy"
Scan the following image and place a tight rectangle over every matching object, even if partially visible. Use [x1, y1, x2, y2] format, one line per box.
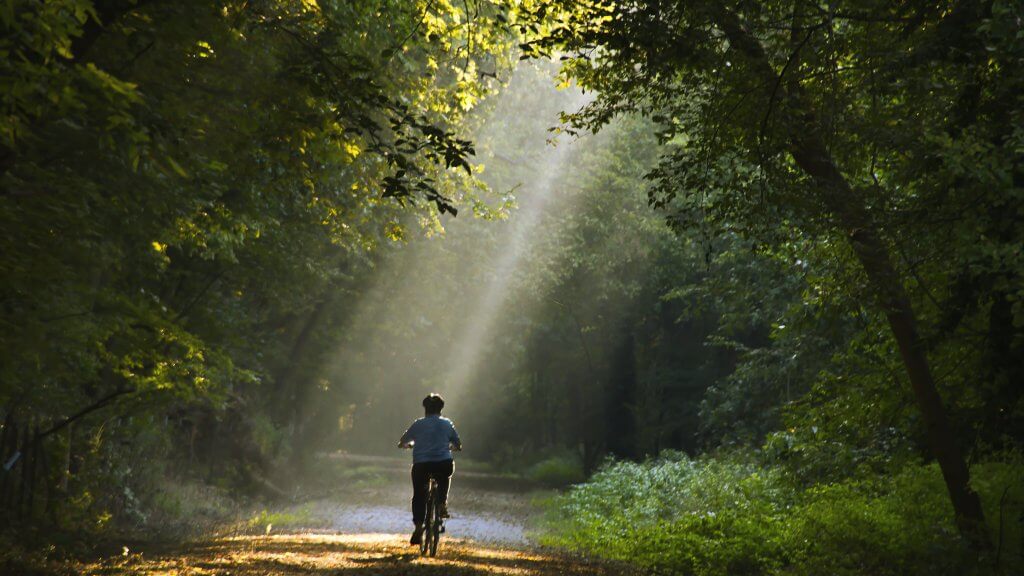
[1, 1, 1022, 573]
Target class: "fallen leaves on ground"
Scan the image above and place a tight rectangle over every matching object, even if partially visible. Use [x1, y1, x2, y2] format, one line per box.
[79, 533, 634, 576]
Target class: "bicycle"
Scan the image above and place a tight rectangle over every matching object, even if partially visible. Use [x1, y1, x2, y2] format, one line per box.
[420, 474, 444, 557]
[398, 440, 459, 557]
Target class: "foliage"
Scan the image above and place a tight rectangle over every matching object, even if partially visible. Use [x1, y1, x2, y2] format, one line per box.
[2, 1, 1023, 572]
[0, 0, 515, 536]
[542, 452, 1024, 575]
[524, 452, 586, 486]
[516, 0, 1024, 549]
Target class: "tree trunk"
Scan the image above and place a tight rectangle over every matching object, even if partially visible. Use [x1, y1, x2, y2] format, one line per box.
[271, 300, 329, 426]
[712, 5, 991, 551]
[786, 93, 990, 554]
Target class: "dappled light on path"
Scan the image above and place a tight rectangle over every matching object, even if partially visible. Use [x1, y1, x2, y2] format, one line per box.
[320, 503, 528, 544]
[80, 533, 629, 576]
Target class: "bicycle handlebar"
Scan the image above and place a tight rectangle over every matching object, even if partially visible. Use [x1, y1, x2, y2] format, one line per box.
[397, 441, 463, 451]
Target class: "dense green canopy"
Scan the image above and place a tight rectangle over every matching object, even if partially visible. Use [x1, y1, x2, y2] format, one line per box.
[1, 1, 1021, 573]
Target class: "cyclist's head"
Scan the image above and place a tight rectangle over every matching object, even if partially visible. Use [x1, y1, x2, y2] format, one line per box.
[422, 393, 445, 415]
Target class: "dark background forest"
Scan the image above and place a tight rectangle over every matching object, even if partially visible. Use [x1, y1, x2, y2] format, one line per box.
[1, 1, 1022, 574]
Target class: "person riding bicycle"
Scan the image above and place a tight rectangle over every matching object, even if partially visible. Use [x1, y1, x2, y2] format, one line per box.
[398, 393, 461, 545]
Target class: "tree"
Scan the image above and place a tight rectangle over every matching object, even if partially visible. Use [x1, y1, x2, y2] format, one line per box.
[519, 0, 1024, 549]
[0, 0, 514, 526]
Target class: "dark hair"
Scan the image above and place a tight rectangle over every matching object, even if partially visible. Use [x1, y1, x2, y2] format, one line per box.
[422, 393, 445, 414]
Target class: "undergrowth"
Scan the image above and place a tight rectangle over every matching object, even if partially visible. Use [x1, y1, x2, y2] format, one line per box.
[539, 451, 1023, 575]
[525, 453, 586, 486]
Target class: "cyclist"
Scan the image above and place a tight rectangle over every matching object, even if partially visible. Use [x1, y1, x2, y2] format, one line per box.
[398, 393, 462, 545]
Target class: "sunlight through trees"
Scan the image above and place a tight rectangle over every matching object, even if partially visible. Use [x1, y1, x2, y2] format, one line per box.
[2, 1, 1021, 574]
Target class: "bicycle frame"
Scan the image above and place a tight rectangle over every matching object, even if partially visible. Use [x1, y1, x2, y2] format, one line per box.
[420, 476, 443, 557]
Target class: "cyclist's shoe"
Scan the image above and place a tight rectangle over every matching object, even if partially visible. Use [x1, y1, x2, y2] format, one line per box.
[439, 502, 450, 518]
[410, 525, 423, 545]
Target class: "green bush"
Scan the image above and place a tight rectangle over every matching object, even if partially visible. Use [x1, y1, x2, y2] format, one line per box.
[782, 459, 1023, 575]
[782, 467, 968, 575]
[540, 451, 791, 575]
[525, 453, 586, 486]
[540, 452, 1023, 575]
[972, 456, 1024, 569]
[146, 479, 237, 536]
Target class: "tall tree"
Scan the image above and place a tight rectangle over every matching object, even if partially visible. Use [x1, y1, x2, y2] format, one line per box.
[0, 0, 514, 525]
[520, 0, 1024, 549]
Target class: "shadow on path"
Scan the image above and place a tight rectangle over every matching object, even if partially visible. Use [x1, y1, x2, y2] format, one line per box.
[81, 533, 634, 576]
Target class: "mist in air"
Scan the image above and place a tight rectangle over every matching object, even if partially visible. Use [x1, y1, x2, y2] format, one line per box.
[325, 61, 662, 462]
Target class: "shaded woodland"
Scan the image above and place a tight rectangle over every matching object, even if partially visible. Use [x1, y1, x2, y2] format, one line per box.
[1, 1, 1022, 574]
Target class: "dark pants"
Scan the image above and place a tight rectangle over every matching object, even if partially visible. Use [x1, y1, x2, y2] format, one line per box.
[411, 459, 454, 525]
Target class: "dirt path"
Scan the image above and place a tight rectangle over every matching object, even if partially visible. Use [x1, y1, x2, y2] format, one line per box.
[312, 502, 530, 544]
[299, 454, 538, 545]
[74, 454, 634, 575]
[82, 533, 626, 575]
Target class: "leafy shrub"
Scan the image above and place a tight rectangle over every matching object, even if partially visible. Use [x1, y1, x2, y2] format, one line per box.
[973, 456, 1024, 573]
[525, 453, 586, 486]
[782, 458, 1022, 575]
[781, 466, 969, 575]
[540, 451, 791, 575]
[540, 452, 1023, 575]
[146, 479, 237, 536]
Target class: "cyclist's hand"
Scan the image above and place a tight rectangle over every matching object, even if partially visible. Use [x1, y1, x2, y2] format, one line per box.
[398, 441, 413, 449]
[451, 443, 463, 452]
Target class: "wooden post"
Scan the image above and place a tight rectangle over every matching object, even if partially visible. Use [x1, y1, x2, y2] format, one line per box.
[27, 421, 40, 520]
[19, 420, 31, 519]
[4, 421, 21, 514]
[60, 422, 72, 493]
[0, 413, 11, 511]
[40, 437, 51, 519]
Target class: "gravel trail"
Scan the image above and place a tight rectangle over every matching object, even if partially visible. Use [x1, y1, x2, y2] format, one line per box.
[319, 502, 530, 544]
[72, 454, 637, 575]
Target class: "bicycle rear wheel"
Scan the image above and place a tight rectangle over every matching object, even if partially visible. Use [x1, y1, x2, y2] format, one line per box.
[421, 480, 435, 556]
[428, 502, 441, 557]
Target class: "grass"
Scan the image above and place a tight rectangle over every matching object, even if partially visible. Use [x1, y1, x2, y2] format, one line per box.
[242, 505, 317, 535]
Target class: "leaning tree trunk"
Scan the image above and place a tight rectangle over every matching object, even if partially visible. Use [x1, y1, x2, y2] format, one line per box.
[788, 113, 990, 551]
[712, 5, 991, 551]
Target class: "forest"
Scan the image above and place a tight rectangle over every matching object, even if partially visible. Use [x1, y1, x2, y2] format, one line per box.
[1, 1, 1022, 575]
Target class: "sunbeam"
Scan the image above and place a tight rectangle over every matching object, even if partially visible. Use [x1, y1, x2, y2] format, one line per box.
[439, 88, 594, 399]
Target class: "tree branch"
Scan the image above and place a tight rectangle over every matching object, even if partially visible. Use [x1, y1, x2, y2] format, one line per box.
[36, 387, 135, 440]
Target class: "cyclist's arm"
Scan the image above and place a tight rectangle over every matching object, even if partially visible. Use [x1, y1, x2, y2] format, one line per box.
[449, 422, 462, 451]
[398, 425, 415, 448]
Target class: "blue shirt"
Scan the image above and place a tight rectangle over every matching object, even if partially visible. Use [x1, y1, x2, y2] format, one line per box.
[400, 415, 461, 464]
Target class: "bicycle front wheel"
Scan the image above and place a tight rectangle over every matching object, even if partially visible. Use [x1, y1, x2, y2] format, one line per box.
[428, 500, 441, 557]
[421, 483, 435, 556]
